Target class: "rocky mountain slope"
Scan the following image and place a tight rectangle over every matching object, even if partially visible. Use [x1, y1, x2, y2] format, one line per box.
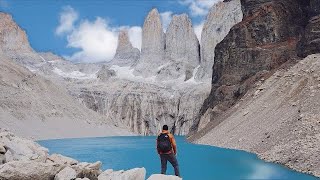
[190, 0, 312, 134]
[189, 0, 320, 177]
[194, 54, 320, 177]
[0, 50, 131, 139]
[0, 0, 243, 136]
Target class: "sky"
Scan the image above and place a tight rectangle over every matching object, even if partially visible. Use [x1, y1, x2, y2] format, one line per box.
[0, 0, 222, 63]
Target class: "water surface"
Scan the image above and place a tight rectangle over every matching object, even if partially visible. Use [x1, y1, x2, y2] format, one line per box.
[39, 136, 318, 180]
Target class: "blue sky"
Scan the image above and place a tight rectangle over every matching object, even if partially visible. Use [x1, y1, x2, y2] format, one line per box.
[0, 0, 221, 62]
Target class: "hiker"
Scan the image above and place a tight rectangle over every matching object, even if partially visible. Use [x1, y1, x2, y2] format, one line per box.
[156, 125, 180, 177]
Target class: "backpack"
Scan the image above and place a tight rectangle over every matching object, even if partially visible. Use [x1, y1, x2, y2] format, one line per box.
[157, 133, 172, 153]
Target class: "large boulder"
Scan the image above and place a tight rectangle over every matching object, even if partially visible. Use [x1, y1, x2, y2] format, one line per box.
[47, 153, 78, 166]
[0, 145, 6, 164]
[72, 161, 102, 180]
[54, 166, 77, 180]
[0, 130, 48, 162]
[0, 161, 63, 180]
[98, 168, 146, 180]
[147, 174, 182, 180]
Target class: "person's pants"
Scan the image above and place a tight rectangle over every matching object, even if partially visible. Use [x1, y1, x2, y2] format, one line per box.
[160, 153, 180, 176]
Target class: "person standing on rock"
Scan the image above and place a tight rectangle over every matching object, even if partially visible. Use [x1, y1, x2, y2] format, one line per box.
[156, 125, 180, 177]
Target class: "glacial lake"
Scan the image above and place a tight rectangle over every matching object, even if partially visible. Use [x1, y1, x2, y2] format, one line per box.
[38, 136, 318, 180]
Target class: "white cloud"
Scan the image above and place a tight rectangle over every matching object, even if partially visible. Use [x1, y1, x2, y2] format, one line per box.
[65, 17, 118, 63]
[55, 6, 78, 35]
[160, 11, 173, 32]
[194, 22, 203, 41]
[179, 0, 222, 17]
[127, 26, 142, 50]
[56, 6, 142, 63]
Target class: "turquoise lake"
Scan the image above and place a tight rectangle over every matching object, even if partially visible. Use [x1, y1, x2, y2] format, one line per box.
[38, 136, 318, 180]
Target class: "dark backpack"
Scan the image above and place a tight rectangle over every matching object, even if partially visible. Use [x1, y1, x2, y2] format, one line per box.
[157, 133, 172, 153]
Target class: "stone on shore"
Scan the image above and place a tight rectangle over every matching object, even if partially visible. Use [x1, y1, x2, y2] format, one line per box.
[54, 166, 76, 180]
[147, 174, 182, 180]
[98, 167, 146, 180]
[47, 153, 78, 166]
[0, 160, 63, 180]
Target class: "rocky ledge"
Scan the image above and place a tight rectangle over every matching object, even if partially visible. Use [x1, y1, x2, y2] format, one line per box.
[0, 129, 182, 180]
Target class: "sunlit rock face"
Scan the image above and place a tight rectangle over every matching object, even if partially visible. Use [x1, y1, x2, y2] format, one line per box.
[196, 0, 243, 81]
[159, 14, 200, 81]
[111, 30, 140, 67]
[75, 79, 210, 135]
[191, 0, 312, 133]
[134, 8, 166, 77]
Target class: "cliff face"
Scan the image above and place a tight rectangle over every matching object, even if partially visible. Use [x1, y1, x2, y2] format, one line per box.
[191, 0, 310, 133]
[134, 9, 166, 77]
[161, 14, 200, 81]
[75, 82, 210, 135]
[194, 54, 320, 177]
[0, 13, 31, 52]
[190, 0, 320, 177]
[298, 0, 320, 57]
[196, 0, 243, 80]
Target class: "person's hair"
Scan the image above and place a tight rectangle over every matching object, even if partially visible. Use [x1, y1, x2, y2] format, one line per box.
[162, 125, 168, 130]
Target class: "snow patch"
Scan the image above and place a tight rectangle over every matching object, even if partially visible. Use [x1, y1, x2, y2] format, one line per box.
[110, 65, 156, 83]
[53, 67, 97, 79]
[185, 65, 201, 84]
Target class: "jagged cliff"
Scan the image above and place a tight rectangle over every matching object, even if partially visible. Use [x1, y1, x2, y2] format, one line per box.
[191, 0, 311, 133]
[196, 0, 243, 80]
[190, 0, 320, 177]
[134, 8, 166, 77]
[110, 30, 140, 67]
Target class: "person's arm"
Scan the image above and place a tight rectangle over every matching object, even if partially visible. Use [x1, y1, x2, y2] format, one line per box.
[169, 134, 177, 155]
[156, 136, 160, 154]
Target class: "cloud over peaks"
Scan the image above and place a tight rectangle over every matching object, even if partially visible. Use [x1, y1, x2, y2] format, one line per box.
[56, 6, 78, 35]
[180, 0, 222, 17]
[56, 6, 142, 63]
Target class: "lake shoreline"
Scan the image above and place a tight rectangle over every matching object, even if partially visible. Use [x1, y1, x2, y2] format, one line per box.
[36, 134, 320, 179]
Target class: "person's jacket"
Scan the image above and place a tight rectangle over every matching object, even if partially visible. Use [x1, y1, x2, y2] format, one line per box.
[156, 130, 177, 155]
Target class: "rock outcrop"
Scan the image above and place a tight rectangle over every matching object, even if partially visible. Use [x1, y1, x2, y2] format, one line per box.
[196, 0, 243, 80]
[159, 14, 200, 81]
[298, 1, 320, 57]
[54, 166, 77, 180]
[191, 0, 309, 133]
[98, 168, 146, 180]
[0, 13, 31, 52]
[0, 145, 7, 165]
[0, 13, 44, 67]
[111, 30, 140, 67]
[134, 8, 166, 76]
[96, 65, 116, 81]
[0, 161, 64, 180]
